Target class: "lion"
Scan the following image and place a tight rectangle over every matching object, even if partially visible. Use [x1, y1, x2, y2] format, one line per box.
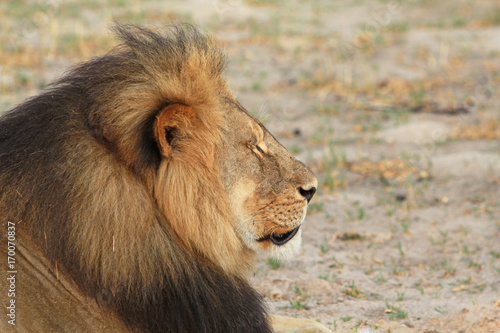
[0, 24, 331, 333]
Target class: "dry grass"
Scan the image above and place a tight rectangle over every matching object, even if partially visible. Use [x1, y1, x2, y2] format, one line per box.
[452, 119, 500, 140]
[347, 158, 430, 182]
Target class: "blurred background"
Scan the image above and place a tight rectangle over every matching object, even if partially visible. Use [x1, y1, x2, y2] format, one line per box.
[1, 0, 499, 331]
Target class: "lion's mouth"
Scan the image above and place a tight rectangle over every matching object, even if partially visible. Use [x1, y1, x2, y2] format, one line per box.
[257, 225, 301, 246]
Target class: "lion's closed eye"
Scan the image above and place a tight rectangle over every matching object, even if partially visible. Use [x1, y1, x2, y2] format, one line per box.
[250, 142, 268, 159]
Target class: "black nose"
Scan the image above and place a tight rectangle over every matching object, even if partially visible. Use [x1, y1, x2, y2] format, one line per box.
[298, 187, 316, 203]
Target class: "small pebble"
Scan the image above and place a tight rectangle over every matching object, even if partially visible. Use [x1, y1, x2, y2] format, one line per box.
[395, 194, 406, 202]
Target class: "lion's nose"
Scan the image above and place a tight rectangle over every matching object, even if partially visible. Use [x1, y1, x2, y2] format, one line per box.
[298, 186, 316, 203]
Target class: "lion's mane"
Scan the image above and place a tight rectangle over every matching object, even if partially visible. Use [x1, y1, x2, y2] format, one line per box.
[0, 25, 270, 332]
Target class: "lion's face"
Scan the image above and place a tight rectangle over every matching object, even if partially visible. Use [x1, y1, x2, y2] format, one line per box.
[219, 99, 317, 259]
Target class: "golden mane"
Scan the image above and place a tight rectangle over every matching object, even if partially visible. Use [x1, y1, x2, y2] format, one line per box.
[0, 24, 270, 332]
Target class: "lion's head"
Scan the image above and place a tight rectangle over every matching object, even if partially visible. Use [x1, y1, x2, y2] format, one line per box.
[0, 24, 316, 332]
[145, 28, 317, 275]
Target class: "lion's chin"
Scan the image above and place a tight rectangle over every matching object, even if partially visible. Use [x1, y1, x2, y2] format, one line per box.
[259, 228, 303, 260]
[237, 219, 304, 260]
[256, 225, 301, 246]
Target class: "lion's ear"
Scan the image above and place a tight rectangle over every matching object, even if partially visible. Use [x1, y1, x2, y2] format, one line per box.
[155, 104, 195, 158]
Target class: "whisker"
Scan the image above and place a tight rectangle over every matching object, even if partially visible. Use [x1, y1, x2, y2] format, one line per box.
[251, 220, 272, 224]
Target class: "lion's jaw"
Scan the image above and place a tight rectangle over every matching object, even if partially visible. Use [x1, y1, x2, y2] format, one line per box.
[219, 99, 318, 260]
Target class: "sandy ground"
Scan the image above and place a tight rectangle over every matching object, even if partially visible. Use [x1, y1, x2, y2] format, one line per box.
[1, 0, 500, 332]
